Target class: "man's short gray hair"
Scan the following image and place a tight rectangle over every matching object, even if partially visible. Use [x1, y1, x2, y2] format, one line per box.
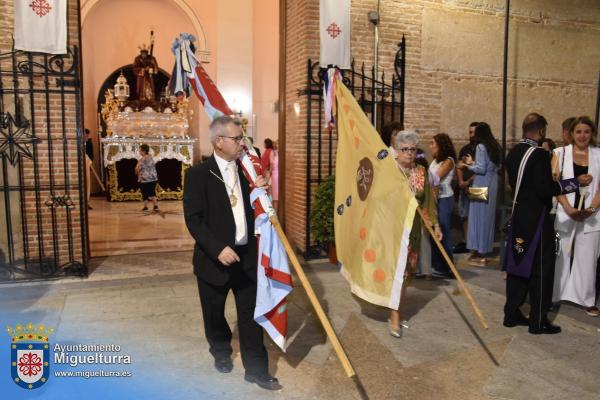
[209, 115, 238, 145]
[393, 129, 419, 148]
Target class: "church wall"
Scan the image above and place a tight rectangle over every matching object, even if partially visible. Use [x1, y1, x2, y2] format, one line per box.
[252, 0, 280, 147]
[283, 0, 600, 253]
[216, 0, 253, 147]
[283, 0, 319, 253]
[349, 0, 599, 146]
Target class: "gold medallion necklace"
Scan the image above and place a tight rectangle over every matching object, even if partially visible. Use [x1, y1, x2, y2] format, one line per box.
[210, 169, 239, 207]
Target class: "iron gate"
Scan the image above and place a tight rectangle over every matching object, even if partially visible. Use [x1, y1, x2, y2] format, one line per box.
[0, 46, 87, 281]
[303, 38, 406, 258]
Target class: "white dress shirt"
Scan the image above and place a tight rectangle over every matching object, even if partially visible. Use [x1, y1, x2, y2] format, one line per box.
[214, 153, 248, 245]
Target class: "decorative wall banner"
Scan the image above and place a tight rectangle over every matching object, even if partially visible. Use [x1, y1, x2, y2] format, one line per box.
[14, 0, 67, 54]
[319, 0, 351, 69]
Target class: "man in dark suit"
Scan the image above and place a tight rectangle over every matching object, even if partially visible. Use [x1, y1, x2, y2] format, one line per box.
[84, 128, 94, 160]
[183, 116, 281, 390]
[504, 113, 589, 334]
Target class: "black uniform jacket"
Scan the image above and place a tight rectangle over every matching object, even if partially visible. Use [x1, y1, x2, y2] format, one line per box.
[183, 156, 257, 286]
[505, 143, 563, 263]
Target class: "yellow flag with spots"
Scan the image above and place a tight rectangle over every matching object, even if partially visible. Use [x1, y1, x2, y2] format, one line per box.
[334, 82, 418, 309]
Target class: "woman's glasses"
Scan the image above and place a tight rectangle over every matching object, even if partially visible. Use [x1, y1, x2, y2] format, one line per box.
[398, 147, 417, 153]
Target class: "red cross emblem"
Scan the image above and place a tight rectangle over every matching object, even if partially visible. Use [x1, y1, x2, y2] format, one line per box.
[30, 0, 52, 18]
[18, 352, 43, 377]
[326, 22, 342, 39]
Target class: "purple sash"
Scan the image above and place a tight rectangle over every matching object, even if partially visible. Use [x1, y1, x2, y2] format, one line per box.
[504, 207, 546, 278]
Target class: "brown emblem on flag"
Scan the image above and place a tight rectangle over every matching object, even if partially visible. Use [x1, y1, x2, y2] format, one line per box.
[356, 157, 373, 201]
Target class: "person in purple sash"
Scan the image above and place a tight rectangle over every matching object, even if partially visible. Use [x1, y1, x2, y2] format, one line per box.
[503, 113, 587, 334]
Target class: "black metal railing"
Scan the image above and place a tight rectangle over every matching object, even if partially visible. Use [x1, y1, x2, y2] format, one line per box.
[0, 46, 87, 281]
[302, 37, 406, 258]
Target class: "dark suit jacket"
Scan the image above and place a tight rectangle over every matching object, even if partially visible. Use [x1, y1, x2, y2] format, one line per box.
[85, 139, 94, 160]
[183, 155, 257, 286]
[505, 143, 562, 263]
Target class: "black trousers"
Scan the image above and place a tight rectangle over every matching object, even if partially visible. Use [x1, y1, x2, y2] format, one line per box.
[504, 221, 556, 330]
[196, 254, 268, 375]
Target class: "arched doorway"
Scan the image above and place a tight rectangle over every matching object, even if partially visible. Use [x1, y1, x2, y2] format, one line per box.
[82, 0, 199, 259]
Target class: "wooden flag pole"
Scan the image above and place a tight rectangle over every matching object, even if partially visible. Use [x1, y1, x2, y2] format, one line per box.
[270, 215, 356, 378]
[396, 165, 488, 329]
[417, 207, 489, 330]
[86, 155, 106, 192]
[90, 163, 106, 192]
[238, 127, 353, 376]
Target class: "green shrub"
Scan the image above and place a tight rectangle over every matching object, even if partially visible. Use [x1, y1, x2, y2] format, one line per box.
[310, 175, 335, 243]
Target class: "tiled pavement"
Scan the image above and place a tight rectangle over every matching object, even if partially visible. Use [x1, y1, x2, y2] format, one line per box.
[1, 251, 598, 399]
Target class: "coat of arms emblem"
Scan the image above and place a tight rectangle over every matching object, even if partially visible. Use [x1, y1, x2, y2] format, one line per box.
[7, 323, 54, 390]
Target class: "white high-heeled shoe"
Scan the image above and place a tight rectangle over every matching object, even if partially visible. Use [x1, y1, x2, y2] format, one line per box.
[388, 319, 402, 338]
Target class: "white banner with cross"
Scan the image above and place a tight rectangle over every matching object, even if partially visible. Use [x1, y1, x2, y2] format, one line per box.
[319, 0, 351, 69]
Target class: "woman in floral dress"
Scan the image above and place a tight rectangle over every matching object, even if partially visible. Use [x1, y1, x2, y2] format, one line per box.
[388, 129, 442, 338]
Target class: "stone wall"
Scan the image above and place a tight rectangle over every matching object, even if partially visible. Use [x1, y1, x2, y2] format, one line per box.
[284, 0, 600, 253]
[0, 0, 85, 271]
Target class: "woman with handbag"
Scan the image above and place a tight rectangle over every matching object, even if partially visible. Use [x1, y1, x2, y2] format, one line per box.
[552, 116, 600, 317]
[457, 122, 501, 266]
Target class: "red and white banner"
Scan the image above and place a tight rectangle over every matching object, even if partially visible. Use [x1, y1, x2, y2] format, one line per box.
[319, 0, 351, 69]
[14, 0, 67, 54]
[240, 147, 292, 351]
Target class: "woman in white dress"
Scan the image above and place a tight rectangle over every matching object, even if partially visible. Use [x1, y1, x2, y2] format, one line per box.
[429, 133, 456, 277]
[553, 116, 600, 316]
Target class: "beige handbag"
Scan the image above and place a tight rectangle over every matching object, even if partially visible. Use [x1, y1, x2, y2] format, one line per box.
[468, 187, 489, 202]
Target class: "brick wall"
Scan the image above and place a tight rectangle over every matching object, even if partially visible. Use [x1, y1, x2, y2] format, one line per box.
[284, 0, 600, 253]
[0, 0, 86, 272]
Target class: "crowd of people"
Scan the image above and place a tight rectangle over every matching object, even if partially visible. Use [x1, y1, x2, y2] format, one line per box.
[380, 114, 600, 337]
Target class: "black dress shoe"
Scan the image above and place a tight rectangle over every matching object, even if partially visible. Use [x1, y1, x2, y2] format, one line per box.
[244, 372, 282, 390]
[214, 358, 233, 373]
[529, 321, 561, 335]
[503, 313, 529, 328]
[453, 242, 468, 254]
[431, 270, 455, 280]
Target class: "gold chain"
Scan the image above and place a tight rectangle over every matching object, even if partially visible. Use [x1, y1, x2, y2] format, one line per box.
[210, 167, 239, 206]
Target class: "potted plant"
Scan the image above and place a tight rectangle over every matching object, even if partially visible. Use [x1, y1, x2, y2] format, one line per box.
[310, 175, 337, 264]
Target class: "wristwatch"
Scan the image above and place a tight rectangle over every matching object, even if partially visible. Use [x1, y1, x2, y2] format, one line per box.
[588, 207, 597, 214]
